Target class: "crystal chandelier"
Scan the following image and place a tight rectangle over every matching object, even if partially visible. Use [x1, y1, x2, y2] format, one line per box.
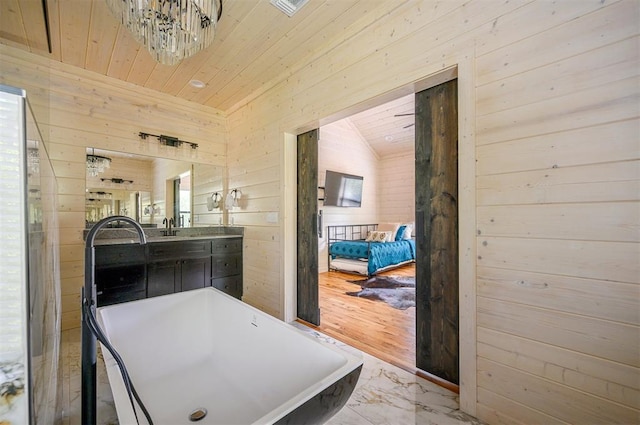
[105, 0, 223, 66]
[86, 150, 112, 178]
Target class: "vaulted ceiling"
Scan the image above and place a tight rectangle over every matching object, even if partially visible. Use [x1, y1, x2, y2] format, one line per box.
[0, 0, 414, 156]
[346, 94, 414, 158]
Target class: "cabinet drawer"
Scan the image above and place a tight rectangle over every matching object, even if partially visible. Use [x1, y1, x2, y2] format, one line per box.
[95, 244, 145, 266]
[211, 253, 242, 278]
[211, 275, 242, 299]
[98, 290, 146, 307]
[96, 264, 145, 307]
[212, 238, 242, 254]
[148, 240, 212, 260]
[95, 264, 145, 292]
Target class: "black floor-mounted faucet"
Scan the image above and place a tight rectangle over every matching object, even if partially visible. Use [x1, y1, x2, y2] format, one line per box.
[81, 216, 147, 425]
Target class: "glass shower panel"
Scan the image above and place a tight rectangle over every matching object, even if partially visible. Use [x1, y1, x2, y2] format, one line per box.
[0, 85, 61, 424]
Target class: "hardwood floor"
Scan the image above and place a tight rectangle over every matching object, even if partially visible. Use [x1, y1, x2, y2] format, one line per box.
[306, 263, 416, 373]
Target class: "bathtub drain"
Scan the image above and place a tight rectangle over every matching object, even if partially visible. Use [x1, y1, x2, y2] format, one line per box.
[189, 408, 208, 422]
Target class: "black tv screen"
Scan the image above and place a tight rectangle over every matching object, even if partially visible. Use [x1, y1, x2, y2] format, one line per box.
[323, 170, 363, 207]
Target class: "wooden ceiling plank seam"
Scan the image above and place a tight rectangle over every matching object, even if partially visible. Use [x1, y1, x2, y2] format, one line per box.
[106, 25, 142, 80]
[85, 0, 119, 74]
[0, 0, 29, 47]
[125, 48, 159, 86]
[200, 0, 364, 108]
[18, 0, 49, 52]
[58, 0, 91, 68]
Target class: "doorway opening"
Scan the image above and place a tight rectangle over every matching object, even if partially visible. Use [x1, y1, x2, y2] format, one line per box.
[296, 75, 461, 388]
[173, 170, 191, 227]
[315, 93, 417, 372]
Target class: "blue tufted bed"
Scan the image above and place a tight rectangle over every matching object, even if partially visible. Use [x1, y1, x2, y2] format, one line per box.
[327, 224, 416, 276]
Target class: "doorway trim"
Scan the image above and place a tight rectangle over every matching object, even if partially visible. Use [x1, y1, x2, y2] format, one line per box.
[281, 52, 477, 415]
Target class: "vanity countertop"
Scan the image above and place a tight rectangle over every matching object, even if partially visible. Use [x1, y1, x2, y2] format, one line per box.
[94, 234, 242, 246]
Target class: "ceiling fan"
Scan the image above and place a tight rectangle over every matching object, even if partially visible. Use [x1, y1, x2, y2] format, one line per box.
[394, 112, 415, 129]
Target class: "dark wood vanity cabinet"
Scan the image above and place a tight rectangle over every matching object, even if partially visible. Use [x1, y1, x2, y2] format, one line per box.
[95, 236, 242, 306]
[95, 244, 146, 306]
[211, 238, 243, 299]
[147, 240, 213, 298]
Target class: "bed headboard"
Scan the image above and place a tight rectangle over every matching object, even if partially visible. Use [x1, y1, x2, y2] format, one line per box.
[327, 224, 377, 244]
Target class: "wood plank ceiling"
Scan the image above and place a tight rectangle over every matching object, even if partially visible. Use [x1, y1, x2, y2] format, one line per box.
[0, 0, 414, 156]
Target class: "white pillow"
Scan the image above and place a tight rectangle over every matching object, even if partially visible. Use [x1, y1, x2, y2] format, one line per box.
[365, 230, 391, 242]
[401, 223, 413, 239]
[377, 222, 401, 240]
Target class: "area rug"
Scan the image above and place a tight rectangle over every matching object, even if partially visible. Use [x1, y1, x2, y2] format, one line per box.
[346, 275, 415, 310]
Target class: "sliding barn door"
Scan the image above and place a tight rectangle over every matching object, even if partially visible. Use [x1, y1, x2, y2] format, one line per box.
[415, 79, 459, 384]
[297, 129, 320, 325]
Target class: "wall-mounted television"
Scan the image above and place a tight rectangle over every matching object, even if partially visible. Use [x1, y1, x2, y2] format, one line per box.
[323, 170, 363, 207]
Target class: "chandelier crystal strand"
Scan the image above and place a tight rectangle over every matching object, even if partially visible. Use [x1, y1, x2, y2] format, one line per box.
[105, 0, 220, 65]
[86, 154, 111, 178]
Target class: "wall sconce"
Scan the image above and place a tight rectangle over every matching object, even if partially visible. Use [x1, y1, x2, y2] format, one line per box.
[207, 192, 222, 211]
[139, 132, 198, 149]
[225, 189, 242, 210]
[100, 178, 134, 184]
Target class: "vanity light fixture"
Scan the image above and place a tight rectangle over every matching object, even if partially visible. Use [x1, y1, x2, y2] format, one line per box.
[105, 0, 223, 65]
[139, 132, 199, 149]
[100, 178, 134, 184]
[87, 191, 113, 200]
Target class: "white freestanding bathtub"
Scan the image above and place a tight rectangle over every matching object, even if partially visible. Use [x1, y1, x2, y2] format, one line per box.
[97, 287, 362, 425]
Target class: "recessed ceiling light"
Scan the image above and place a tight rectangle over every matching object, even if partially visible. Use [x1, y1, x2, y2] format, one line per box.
[189, 79, 206, 88]
[384, 135, 394, 142]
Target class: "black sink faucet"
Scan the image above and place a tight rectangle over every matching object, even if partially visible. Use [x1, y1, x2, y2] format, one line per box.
[162, 217, 176, 235]
[81, 215, 146, 425]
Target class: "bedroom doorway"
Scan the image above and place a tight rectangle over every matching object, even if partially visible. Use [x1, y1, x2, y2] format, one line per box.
[296, 77, 460, 386]
[313, 93, 417, 372]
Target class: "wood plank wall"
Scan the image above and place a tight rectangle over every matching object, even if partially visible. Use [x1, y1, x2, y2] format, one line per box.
[226, 1, 639, 423]
[378, 151, 415, 224]
[192, 163, 225, 227]
[0, 45, 227, 330]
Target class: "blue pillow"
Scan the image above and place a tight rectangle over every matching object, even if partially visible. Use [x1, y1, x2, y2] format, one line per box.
[395, 225, 406, 241]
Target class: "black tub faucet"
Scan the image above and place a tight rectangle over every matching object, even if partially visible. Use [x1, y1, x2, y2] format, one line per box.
[81, 216, 146, 425]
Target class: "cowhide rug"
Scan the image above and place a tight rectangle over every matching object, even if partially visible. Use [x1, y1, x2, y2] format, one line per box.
[346, 275, 415, 310]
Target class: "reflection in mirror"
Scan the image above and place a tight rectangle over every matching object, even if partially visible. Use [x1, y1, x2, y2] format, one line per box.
[86, 148, 224, 228]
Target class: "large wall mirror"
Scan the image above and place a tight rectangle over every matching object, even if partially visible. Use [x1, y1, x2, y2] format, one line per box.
[86, 148, 225, 228]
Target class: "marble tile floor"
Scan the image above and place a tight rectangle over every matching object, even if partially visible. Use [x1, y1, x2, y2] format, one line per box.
[60, 325, 483, 425]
